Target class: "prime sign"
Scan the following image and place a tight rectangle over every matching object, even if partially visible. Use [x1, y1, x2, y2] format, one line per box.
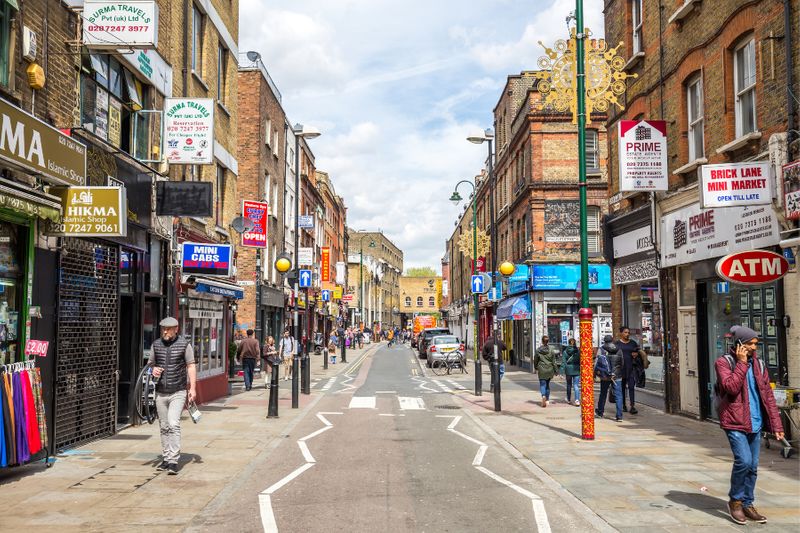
[715, 250, 790, 285]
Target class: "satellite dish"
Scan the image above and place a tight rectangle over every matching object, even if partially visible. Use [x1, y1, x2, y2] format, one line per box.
[231, 216, 255, 234]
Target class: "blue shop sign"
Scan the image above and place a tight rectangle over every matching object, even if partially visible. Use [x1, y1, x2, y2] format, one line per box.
[532, 264, 611, 290]
[508, 264, 529, 295]
[181, 242, 233, 277]
[195, 282, 244, 299]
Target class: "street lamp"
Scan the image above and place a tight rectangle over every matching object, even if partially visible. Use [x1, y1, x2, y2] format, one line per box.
[449, 181, 482, 396]
[293, 123, 321, 406]
[466, 127, 501, 412]
[270, 252, 292, 418]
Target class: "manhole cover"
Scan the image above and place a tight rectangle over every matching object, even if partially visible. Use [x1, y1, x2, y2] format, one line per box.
[435, 405, 460, 410]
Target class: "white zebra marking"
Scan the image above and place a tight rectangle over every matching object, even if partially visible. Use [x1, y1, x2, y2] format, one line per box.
[398, 396, 426, 410]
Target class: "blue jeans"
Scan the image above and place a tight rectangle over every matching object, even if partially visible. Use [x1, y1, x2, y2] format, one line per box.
[539, 378, 551, 400]
[566, 374, 581, 403]
[597, 379, 622, 419]
[725, 430, 761, 506]
[242, 358, 256, 390]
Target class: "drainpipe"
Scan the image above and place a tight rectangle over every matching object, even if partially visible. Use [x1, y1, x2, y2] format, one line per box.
[786, 0, 796, 155]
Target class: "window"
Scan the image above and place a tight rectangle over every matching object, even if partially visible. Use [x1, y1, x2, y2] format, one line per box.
[216, 166, 226, 226]
[0, 1, 14, 87]
[192, 4, 204, 75]
[416, 296, 423, 307]
[264, 173, 271, 203]
[217, 44, 228, 103]
[687, 74, 704, 160]
[587, 206, 601, 254]
[428, 296, 435, 307]
[273, 128, 279, 156]
[734, 39, 757, 137]
[264, 119, 272, 147]
[632, 0, 643, 54]
[586, 129, 600, 172]
[271, 245, 277, 283]
[405, 297, 411, 307]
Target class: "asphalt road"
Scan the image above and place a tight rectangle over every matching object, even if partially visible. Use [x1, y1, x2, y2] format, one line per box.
[195, 343, 603, 532]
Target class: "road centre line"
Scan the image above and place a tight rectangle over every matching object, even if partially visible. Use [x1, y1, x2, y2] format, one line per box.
[379, 413, 405, 417]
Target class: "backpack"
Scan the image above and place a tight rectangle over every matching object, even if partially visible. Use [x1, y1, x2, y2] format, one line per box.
[594, 352, 611, 379]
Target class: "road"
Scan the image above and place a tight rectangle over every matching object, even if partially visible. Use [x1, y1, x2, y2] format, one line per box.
[195, 343, 603, 532]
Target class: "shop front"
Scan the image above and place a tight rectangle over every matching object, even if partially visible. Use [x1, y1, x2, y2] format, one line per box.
[261, 285, 285, 344]
[660, 201, 785, 419]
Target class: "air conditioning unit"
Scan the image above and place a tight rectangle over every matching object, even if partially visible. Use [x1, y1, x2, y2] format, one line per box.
[22, 27, 38, 62]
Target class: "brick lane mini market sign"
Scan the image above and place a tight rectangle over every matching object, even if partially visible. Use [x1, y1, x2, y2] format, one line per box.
[715, 250, 790, 285]
[83, 1, 159, 49]
[701, 162, 772, 208]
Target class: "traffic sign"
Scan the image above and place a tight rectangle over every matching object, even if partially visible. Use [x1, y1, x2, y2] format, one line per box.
[488, 285, 502, 302]
[471, 274, 489, 294]
[299, 269, 312, 288]
[321, 289, 331, 301]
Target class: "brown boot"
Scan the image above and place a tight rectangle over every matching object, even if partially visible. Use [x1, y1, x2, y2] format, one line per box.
[541, 397, 547, 408]
[727, 500, 746, 525]
[743, 506, 767, 523]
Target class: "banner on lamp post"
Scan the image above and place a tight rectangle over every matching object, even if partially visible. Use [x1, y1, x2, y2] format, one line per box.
[700, 162, 772, 208]
[618, 120, 668, 191]
[241, 200, 268, 248]
[335, 261, 346, 285]
[321, 247, 331, 282]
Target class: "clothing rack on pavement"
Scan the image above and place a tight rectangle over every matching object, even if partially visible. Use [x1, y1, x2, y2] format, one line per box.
[0, 359, 51, 469]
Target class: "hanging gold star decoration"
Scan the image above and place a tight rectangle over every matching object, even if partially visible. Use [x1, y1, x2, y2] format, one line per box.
[457, 228, 490, 259]
[527, 27, 637, 124]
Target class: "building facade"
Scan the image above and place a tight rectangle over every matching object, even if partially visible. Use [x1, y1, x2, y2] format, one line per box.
[399, 276, 443, 330]
[603, 0, 799, 418]
[347, 230, 403, 330]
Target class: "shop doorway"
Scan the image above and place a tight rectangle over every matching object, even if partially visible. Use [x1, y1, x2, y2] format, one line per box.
[117, 248, 142, 426]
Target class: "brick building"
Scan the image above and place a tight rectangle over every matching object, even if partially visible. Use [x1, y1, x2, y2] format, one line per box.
[603, 0, 799, 419]
[443, 188, 479, 349]
[347, 230, 403, 330]
[316, 171, 348, 330]
[399, 275, 443, 329]
[236, 59, 287, 346]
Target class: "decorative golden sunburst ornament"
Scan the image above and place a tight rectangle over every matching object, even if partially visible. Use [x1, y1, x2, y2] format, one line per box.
[528, 27, 637, 124]
[457, 228, 490, 259]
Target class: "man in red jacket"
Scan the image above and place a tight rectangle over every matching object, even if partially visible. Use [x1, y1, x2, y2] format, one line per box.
[715, 325, 784, 525]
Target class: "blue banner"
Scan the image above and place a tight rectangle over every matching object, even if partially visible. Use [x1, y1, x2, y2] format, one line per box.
[508, 264, 529, 295]
[181, 242, 232, 277]
[532, 264, 611, 290]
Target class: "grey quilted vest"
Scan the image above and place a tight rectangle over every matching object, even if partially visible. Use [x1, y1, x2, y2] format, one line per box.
[152, 335, 191, 394]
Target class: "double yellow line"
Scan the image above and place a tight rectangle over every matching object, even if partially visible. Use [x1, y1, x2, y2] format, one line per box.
[344, 347, 373, 376]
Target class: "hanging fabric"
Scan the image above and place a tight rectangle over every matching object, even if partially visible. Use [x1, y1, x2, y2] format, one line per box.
[0, 373, 6, 467]
[3, 371, 15, 465]
[31, 367, 47, 451]
[22, 370, 41, 456]
[0, 363, 48, 468]
[12, 371, 30, 464]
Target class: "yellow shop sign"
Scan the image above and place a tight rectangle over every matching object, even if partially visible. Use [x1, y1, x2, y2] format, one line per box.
[46, 187, 127, 236]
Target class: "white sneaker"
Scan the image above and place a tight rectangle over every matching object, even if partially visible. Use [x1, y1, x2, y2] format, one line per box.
[574, 400, 581, 406]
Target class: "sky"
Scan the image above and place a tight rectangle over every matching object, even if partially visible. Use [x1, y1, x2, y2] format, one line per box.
[239, 0, 604, 272]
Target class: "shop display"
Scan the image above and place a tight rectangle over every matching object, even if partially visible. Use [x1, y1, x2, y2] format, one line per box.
[1, 361, 48, 468]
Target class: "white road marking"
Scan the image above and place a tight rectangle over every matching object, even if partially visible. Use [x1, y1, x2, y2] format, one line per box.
[263, 462, 314, 495]
[398, 397, 426, 410]
[447, 379, 467, 390]
[436, 381, 452, 393]
[440, 415, 552, 533]
[379, 413, 405, 417]
[375, 390, 397, 394]
[335, 375, 356, 394]
[348, 396, 376, 409]
[297, 441, 315, 463]
[321, 377, 337, 391]
[258, 494, 278, 533]
[298, 425, 332, 442]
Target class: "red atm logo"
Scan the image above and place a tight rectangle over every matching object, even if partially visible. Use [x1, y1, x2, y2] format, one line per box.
[715, 250, 790, 285]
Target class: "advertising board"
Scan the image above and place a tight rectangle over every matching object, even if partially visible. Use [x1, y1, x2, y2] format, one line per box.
[164, 98, 214, 164]
[618, 120, 668, 191]
[181, 242, 232, 277]
[83, 1, 159, 48]
[242, 200, 268, 248]
[700, 162, 771, 208]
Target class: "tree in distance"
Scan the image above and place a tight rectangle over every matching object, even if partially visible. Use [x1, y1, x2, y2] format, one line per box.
[404, 267, 438, 277]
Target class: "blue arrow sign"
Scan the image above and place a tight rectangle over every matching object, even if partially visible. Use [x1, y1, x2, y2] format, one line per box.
[299, 269, 312, 288]
[321, 289, 330, 301]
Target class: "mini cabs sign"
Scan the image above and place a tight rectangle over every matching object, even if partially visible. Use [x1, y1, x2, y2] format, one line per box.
[46, 186, 127, 236]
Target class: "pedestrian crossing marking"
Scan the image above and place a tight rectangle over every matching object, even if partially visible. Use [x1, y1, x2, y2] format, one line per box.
[447, 379, 467, 390]
[398, 397, 426, 410]
[348, 396, 376, 409]
[321, 377, 337, 391]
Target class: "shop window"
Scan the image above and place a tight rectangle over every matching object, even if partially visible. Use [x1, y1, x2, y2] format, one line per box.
[585, 129, 600, 173]
[405, 296, 411, 307]
[686, 74, 704, 160]
[734, 38, 757, 137]
[0, 1, 14, 87]
[678, 266, 696, 306]
[631, 0, 643, 54]
[180, 298, 225, 378]
[192, 4, 205, 75]
[429, 296, 435, 307]
[416, 296, 423, 307]
[0, 221, 24, 364]
[217, 44, 228, 104]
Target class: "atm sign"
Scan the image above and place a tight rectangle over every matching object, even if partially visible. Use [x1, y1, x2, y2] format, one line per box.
[715, 250, 790, 285]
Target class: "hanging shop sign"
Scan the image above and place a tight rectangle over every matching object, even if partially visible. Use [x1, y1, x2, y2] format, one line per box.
[156, 181, 213, 217]
[298, 247, 313, 266]
[241, 200, 268, 248]
[335, 261, 346, 285]
[83, 1, 159, 49]
[715, 250, 790, 285]
[700, 161, 772, 208]
[618, 120, 668, 191]
[333, 286, 343, 300]
[0, 98, 86, 186]
[181, 242, 232, 277]
[660, 203, 780, 268]
[164, 98, 214, 164]
[321, 247, 331, 282]
[298, 215, 314, 229]
[783, 160, 800, 220]
[612, 225, 652, 259]
[46, 186, 127, 237]
[532, 264, 612, 291]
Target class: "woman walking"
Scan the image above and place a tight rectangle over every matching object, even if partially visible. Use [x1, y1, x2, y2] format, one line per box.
[562, 338, 581, 406]
[534, 336, 559, 408]
[263, 336, 278, 389]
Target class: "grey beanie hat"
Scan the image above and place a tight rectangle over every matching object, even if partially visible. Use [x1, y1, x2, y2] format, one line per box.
[730, 325, 760, 344]
[160, 316, 179, 328]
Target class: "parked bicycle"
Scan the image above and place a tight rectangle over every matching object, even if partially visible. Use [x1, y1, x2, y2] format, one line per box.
[431, 350, 468, 376]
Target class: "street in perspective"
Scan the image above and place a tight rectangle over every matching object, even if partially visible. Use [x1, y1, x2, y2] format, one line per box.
[1, 0, 800, 532]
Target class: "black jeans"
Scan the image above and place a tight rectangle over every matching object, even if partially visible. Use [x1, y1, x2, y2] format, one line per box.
[621, 376, 636, 407]
[242, 358, 256, 390]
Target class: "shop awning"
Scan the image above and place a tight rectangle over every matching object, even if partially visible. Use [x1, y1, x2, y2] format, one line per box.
[0, 182, 62, 222]
[496, 294, 531, 321]
[189, 277, 244, 299]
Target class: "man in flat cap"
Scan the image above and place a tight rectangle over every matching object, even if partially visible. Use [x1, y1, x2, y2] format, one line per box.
[147, 316, 196, 475]
[716, 325, 783, 525]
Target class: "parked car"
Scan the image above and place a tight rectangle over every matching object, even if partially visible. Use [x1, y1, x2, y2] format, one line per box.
[426, 335, 465, 368]
[417, 328, 451, 358]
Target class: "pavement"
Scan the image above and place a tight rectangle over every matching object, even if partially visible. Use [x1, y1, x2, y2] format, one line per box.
[0, 341, 797, 532]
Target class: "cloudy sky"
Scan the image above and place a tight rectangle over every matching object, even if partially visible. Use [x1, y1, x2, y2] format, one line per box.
[239, 0, 604, 272]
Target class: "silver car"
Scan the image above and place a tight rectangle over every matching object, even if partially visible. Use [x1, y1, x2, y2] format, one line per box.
[426, 335, 464, 368]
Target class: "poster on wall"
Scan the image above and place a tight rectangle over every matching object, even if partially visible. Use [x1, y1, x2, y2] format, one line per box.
[544, 201, 579, 242]
[618, 120, 668, 191]
[241, 200, 268, 248]
[660, 203, 781, 268]
[164, 98, 214, 164]
[783, 160, 800, 220]
[700, 162, 772, 208]
[95, 87, 109, 139]
[83, 1, 159, 49]
[108, 99, 122, 147]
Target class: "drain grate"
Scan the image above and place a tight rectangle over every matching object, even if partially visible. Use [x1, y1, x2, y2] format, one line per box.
[435, 405, 461, 410]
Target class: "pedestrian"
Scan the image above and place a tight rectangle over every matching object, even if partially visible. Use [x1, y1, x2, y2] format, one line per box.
[534, 336, 559, 407]
[278, 329, 296, 381]
[616, 326, 645, 414]
[147, 317, 196, 475]
[263, 336, 278, 389]
[717, 325, 783, 525]
[357, 329, 364, 349]
[561, 338, 581, 406]
[481, 334, 507, 390]
[236, 329, 260, 391]
[594, 335, 623, 421]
